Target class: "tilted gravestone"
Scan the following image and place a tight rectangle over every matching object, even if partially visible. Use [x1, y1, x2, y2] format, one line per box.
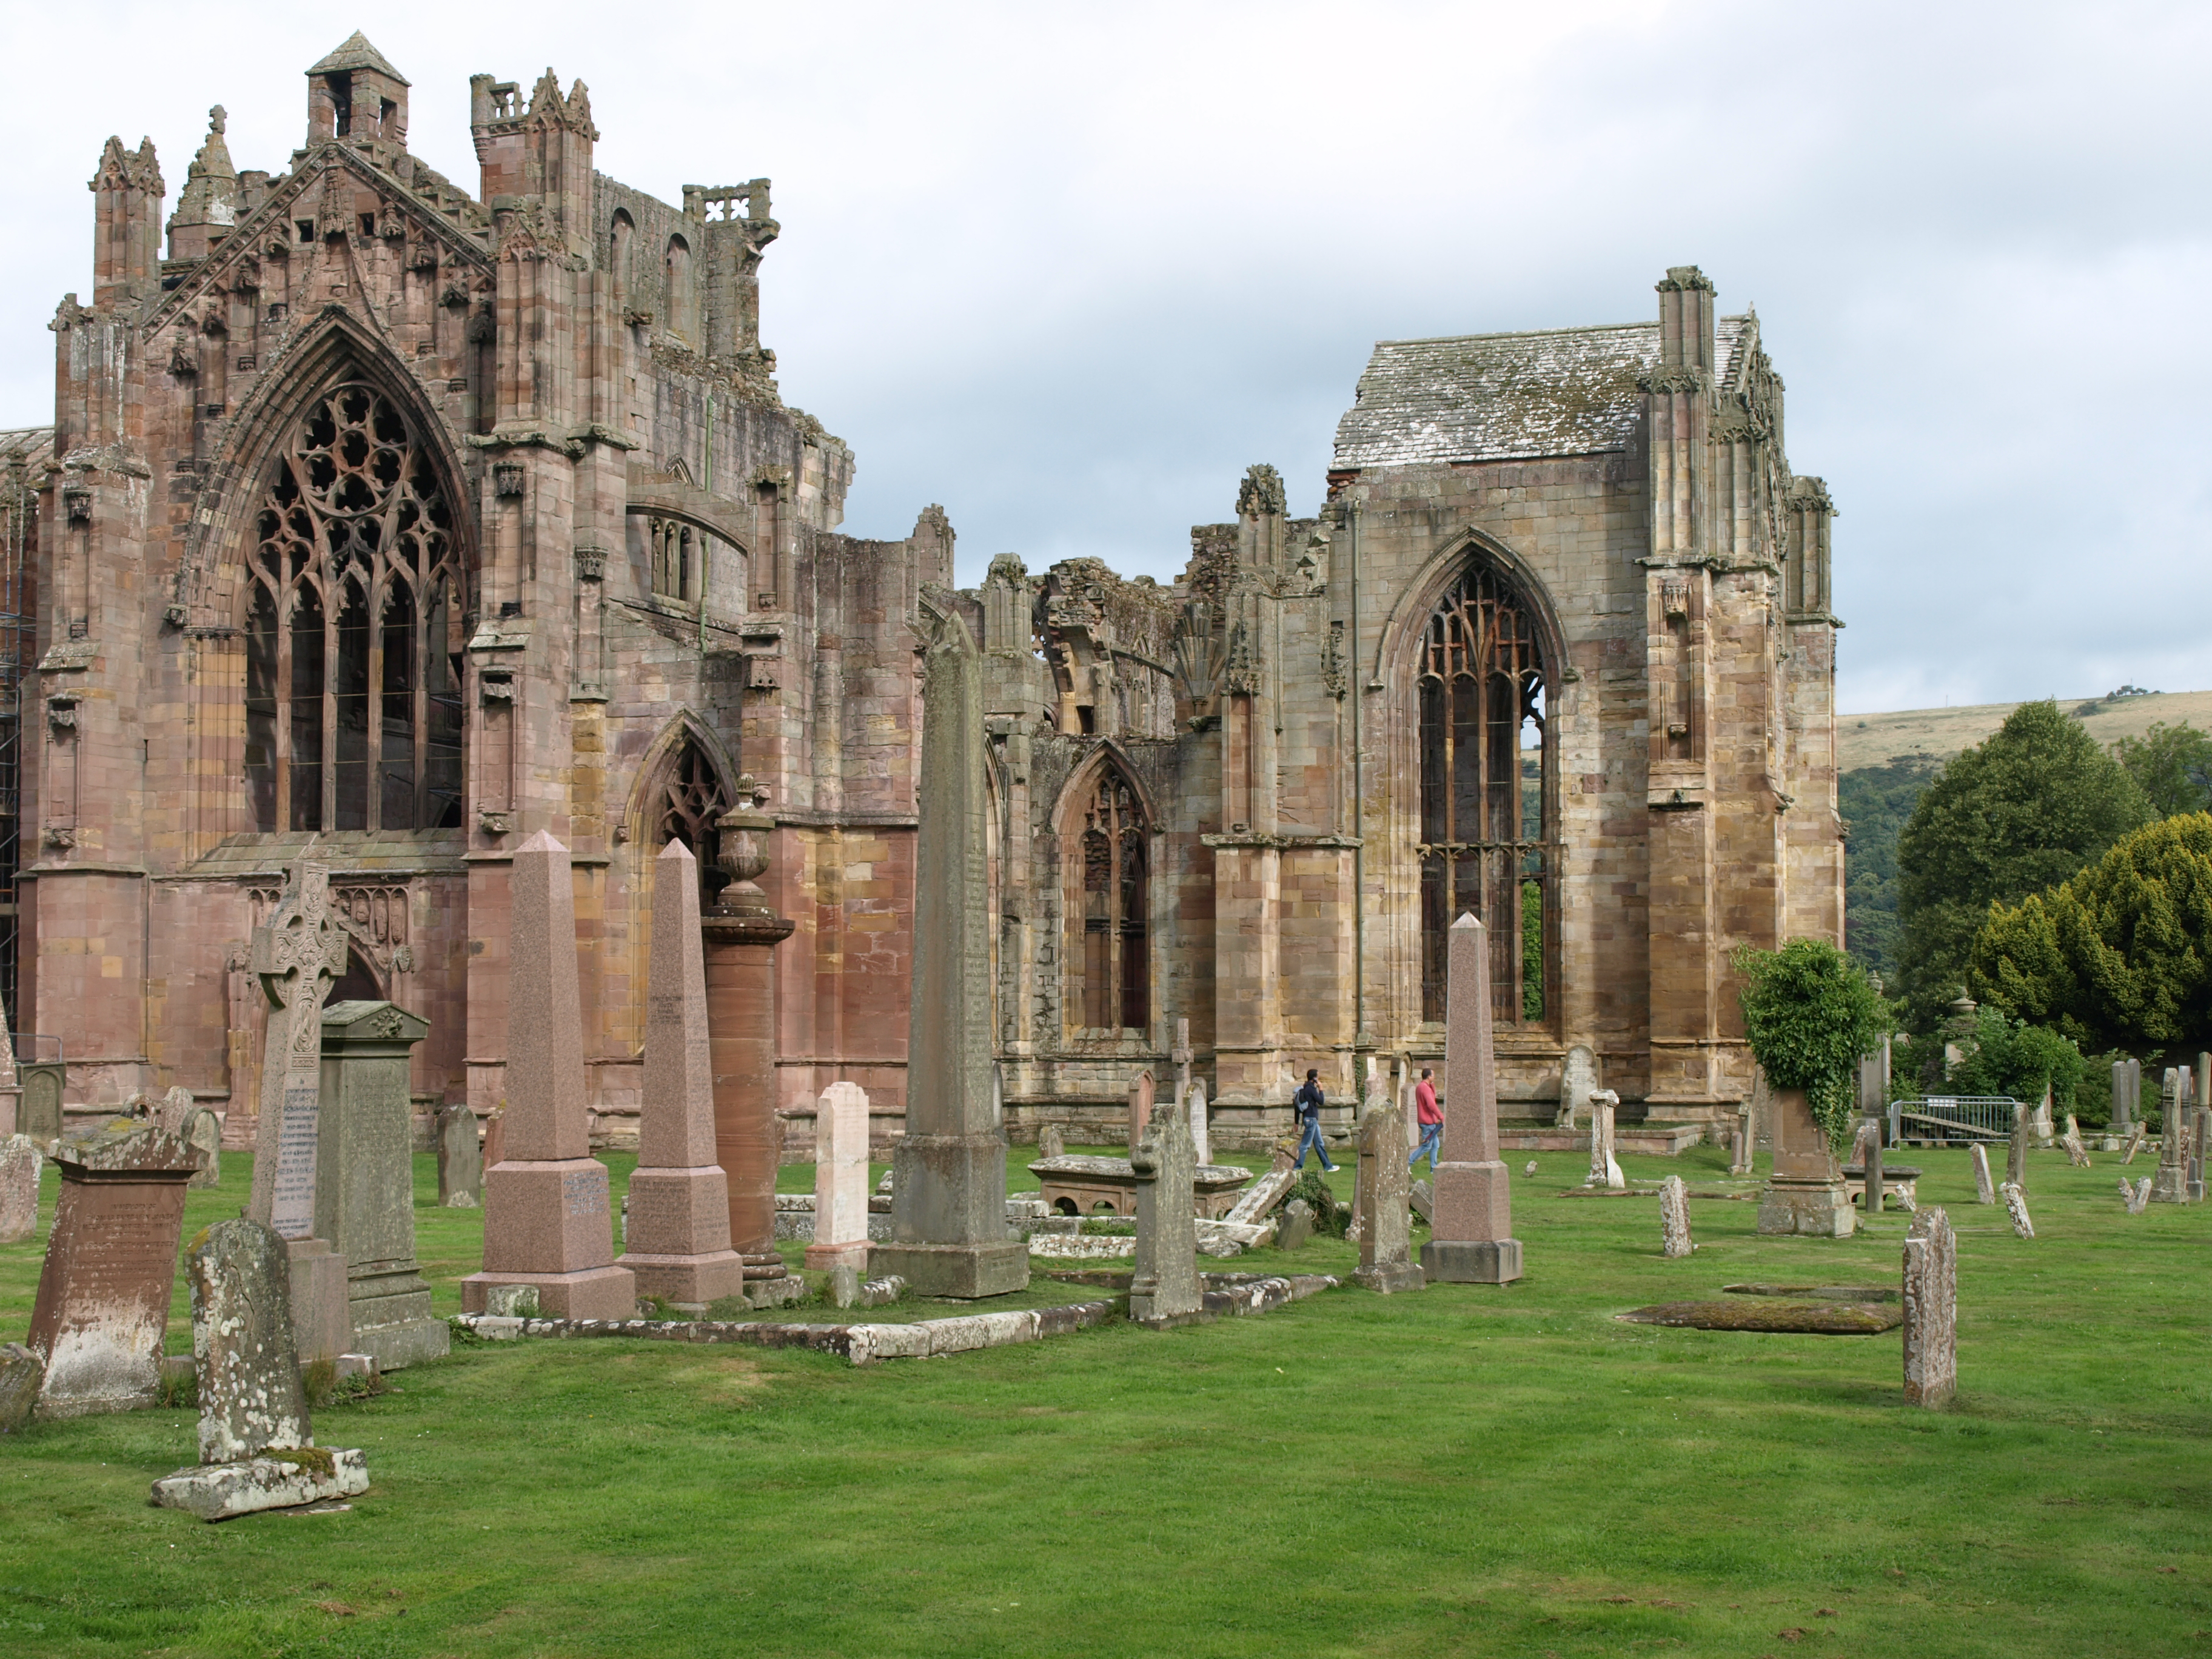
[1354, 1098, 1423, 1293]
[1969, 1143, 1996, 1204]
[1901, 1206, 1956, 1409]
[2000, 1181, 2034, 1239]
[151, 1219, 369, 1520]
[2120, 1176, 2151, 1214]
[436, 1104, 481, 1207]
[27, 1118, 199, 1418]
[1128, 1080, 1201, 1324]
[0, 1134, 41, 1244]
[318, 1001, 446, 1367]
[1659, 1175, 1694, 1258]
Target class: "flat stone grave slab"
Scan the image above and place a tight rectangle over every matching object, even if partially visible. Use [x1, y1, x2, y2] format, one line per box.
[1617, 1299, 1902, 1334]
[1028, 1155, 1250, 1219]
[1723, 1281, 1900, 1303]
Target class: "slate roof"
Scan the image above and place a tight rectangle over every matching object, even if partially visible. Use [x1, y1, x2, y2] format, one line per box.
[1332, 315, 1748, 468]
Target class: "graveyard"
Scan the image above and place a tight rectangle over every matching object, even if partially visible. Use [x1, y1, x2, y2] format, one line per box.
[2, 1136, 2209, 1655]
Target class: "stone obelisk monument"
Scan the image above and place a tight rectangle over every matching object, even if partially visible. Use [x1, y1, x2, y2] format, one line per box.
[873, 605, 1029, 1298]
[1420, 913, 1522, 1284]
[617, 840, 746, 1307]
[243, 854, 351, 1364]
[462, 832, 636, 1318]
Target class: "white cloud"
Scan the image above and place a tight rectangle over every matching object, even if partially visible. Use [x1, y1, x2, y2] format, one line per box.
[1, 0, 2204, 711]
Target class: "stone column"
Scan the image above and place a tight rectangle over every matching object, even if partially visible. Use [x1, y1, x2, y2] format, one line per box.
[1129, 1082, 1201, 1324]
[1421, 913, 1521, 1284]
[1586, 1090, 1624, 1190]
[1902, 1205, 1956, 1408]
[461, 832, 635, 1318]
[27, 1119, 198, 1418]
[618, 840, 746, 1307]
[1755, 1087, 1854, 1236]
[873, 606, 1029, 1298]
[317, 1002, 446, 1367]
[700, 782, 797, 1286]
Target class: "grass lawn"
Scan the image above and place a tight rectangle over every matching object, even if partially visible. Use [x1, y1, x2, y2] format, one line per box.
[2, 1139, 2208, 1656]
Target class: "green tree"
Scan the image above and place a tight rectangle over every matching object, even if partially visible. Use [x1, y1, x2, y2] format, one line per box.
[1839, 753, 1941, 982]
[2112, 720, 2212, 817]
[1735, 938, 1889, 1155]
[1895, 701, 2151, 1033]
[1970, 811, 2212, 1056]
[1946, 1007, 2086, 1115]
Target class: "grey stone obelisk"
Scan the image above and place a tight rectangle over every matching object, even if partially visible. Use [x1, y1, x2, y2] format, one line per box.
[874, 605, 1028, 1298]
[1420, 913, 1521, 1283]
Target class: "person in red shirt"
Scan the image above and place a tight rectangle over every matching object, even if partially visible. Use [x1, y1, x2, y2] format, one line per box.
[1409, 1068, 1443, 1172]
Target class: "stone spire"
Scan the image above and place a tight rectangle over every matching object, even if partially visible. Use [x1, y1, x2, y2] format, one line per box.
[167, 107, 238, 260]
[1419, 913, 1523, 1284]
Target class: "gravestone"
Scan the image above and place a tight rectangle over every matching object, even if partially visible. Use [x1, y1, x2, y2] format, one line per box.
[1558, 1044, 1597, 1132]
[1849, 1118, 1880, 1171]
[873, 608, 1028, 1298]
[1170, 1019, 1193, 1112]
[0, 1134, 41, 1244]
[0, 1343, 40, 1433]
[2121, 1124, 2147, 1164]
[1585, 1090, 1624, 1190]
[462, 833, 637, 1318]
[1420, 913, 1522, 1284]
[16, 1060, 64, 1149]
[2120, 1176, 2151, 1214]
[2000, 1181, 2034, 1239]
[1223, 1165, 1296, 1227]
[181, 1108, 221, 1189]
[244, 854, 352, 1366]
[1729, 1103, 1753, 1176]
[1864, 1118, 1886, 1214]
[2151, 1068, 2190, 1204]
[0, 1022, 16, 1141]
[1276, 1198, 1315, 1252]
[1037, 1124, 1065, 1161]
[1659, 1175, 1694, 1258]
[2060, 1115, 2091, 1168]
[1409, 1178, 1433, 1224]
[1354, 1096, 1424, 1293]
[2191, 1105, 2209, 1204]
[150, 1219, 369, 1520]
[437, 1105, 481, 1206]
[1756, 1086, 1854, 1237]
[1127, 1070, 1155, 1151]
[1901, 1206, 1956, 1409]
[318, 1001, 446, 1367]
[1187, 1079, 1210, 1168]
[27, 1119, 199, 1418]
[2005, 1103, 2028, 1195]
[1128, 1084, 1201, 1323]
[806, 1081, 871, 1275]
[481, 1107, 506, 1172]
[1969, 1143, 1996, 1205]
[2111, 1060, 2131, 1131]
[617, 841, 746, 1305]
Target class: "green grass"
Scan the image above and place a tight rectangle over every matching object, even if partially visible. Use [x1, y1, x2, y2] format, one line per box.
[2, 1140, 2208, 1655]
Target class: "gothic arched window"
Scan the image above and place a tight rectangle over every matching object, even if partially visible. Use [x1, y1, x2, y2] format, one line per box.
[1070, 768, 1148, 1033]
[244, 383, 465, 832]
[1416, 561, 1553, 1027]
[650, 735, 734, 905]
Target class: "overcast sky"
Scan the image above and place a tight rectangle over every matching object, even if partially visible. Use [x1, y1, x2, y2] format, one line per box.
[1, 1, 2204, 714]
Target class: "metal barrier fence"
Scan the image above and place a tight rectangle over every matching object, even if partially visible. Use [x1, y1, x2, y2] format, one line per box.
[1889, 1096, 2020, 1145]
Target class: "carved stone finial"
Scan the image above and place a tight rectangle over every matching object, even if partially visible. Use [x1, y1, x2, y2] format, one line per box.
[209, 105, 227, 136]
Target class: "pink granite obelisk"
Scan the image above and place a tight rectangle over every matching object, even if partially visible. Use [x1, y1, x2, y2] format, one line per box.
[462, 832, 637, 1318]
[616, 842, 746, 1307]
[1420, 913, 1523, 1284]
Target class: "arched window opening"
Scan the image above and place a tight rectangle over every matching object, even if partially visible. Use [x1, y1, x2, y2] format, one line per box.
[651, 735, 734, 905]
[1072, 769, 1148, 1032]
[665, 235, 693, 345]
[1416, 562, 1553, 1028]
[647, 516, 711, 604]
[243, 382, 464, 832]
[608, 211, 634, 317]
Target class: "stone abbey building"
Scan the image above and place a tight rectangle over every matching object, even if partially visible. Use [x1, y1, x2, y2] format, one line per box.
[1, 36, 1843, 1151]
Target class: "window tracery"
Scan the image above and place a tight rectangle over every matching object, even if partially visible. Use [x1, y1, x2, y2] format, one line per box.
[1071, 768, 1148, 1032]
[1415, 562, 1553, 1027]
[243, 382, 465, 832]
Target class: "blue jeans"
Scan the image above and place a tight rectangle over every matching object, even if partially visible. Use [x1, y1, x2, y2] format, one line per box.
[1410, 1121, 1443, 1171]
[1293, 1118, 1336, 1170]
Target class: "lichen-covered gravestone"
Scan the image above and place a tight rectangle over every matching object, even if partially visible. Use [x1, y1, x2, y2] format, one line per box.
[436, 1105, 481, 1207]
[1353, 1097, 1424, 1293]
[1275, 1198, 1315, 1252]
[1037, 1124, 1065, 1161]
[2000, 1181, 2034, 1239]
[1128, 1082, 1201, 1324]
[151, 1219, 369, 1521]
[1558, 1044, 1597, 1131]
[1186, 1081, 1210, 1168]
[0, 1134, 42, 1244]
[181, 1108, 222, 1190]
[1902, 1206, 1956, 1408]
[27, 1118, 199, 1418]
[2121, 1176, 2151, 1214]
[1659, 1175, 1694, 1258]
[1969, 1143, 1996, 1204]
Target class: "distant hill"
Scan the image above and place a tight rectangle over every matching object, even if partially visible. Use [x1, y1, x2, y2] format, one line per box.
[1838, 688, 2212, 773]
[1837, 689, 2212, 984]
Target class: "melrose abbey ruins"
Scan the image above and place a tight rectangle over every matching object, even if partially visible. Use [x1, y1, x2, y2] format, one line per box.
[0, 36, 1845, 1157]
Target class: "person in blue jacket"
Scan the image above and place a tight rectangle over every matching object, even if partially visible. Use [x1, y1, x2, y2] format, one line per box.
[1292, 1068, 1339, 1172]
